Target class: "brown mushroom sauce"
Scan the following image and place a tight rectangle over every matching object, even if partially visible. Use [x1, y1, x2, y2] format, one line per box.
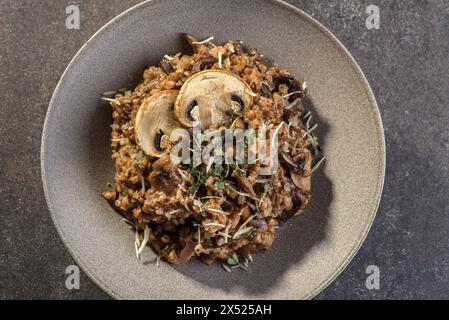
[102, 35, 323, 268]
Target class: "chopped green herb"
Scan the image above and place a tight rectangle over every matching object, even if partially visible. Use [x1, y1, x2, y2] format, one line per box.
[214, 181, 225, 190]
[226, 253, 248, 271]
[133, 150, 144, 164]
[188, 165, 206, 184]
[310, 133, 319, 149]
[241, 226, 255, 238]
[188, 184, 200, 195]
[227, 253, 239, 266]
[264, 183, 272, 193]
[193, 199, 203, 208]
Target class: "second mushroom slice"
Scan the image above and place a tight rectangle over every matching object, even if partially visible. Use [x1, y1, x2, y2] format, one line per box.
[135, 90, 183, 158]
[175, 70, 253, 129]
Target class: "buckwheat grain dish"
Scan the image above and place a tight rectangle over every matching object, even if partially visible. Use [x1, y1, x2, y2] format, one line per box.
[101, 34, 325, 270]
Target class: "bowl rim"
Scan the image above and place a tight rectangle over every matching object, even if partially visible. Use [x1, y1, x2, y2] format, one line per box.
[41, 0, 386, 300]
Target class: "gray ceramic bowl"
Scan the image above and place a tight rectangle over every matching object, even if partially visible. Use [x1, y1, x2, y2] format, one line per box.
[41, 0, 385, 299]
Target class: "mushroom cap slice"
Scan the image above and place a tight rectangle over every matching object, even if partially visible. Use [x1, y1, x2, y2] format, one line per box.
[135, 90, 182, 157]
[175, 70, 253, 128]
[291, 150, 312, 193]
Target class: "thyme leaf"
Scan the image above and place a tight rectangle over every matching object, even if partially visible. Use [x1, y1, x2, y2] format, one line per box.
[134, 150, 144, 164]
[214, 181, 225, 190]
[227, 253, 239, 266]
[264, 183, 272, 193]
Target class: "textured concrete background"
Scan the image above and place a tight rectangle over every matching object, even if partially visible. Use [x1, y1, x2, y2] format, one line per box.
[0, 0, 448, 299]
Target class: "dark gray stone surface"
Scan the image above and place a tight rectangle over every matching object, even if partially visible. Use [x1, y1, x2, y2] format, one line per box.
[0, 0, 447, 299]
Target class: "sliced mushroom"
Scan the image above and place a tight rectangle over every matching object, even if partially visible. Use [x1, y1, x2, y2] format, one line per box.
[134, 90, 183, 157]
[291, 151, 312, 193]
[177, 239, 196, 264]
[181, 33, 200, 52]
[175, 70, 253, 128]
[280, 195, 302, 221]
[274, 74, 304, 103]
[191, 56, 218, 73]
[235, 175, 256, 197]
[159, 56, 174, 74]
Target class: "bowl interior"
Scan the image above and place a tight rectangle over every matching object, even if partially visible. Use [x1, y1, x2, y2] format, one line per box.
[42, 0, 384, 299]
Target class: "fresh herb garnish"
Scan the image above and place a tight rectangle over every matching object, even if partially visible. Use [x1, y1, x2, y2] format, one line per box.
[227, 253, 248, 271]
[188, 183, 200, 195]
[193, 199, 203, 207]
[227, 253, 239, 266]
[133, 150, 144, 164]
[214, 181, 225, 190]
[264, 183, 272, 193]
[310, 133, 319, 149]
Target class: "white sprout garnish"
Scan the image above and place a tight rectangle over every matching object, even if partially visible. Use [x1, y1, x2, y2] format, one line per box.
[302, 81, 308, 90]
[294, 210, 304, 217]
[140, 174, 145, 194]
[134, 241, 140, 259]
[242, 257, 249, 268]
[222, 263, 232, 272]
[218, 52, 223, 69]
[282, 153, 297, 167]
[136, 226, 150, 258]
[311, 156, 326, 174]
[205, 208, 230, 215]
[304, 157, 313, 171]
[286, 122, 294, 139]
[193, 198, 203, 210]
[225, 183, 259, 201]
[191, 105, 200, 120]
[134, 229, 141, 258]
[257, 192, 267, 211]
[218, 225, 231, 244]
[203, 223, 226, 228]
[306, 115, 313, 129]
[166, 209, 183, 215]
[282, 90, 302, 99]
[259, 120, 273, 132]
[197, 225, 201, 244]
[284, 97, 301, 110]
[177, 168, 190, 180]
[246, 89, 257, 97]
[101, 97, 121, 106]
[303, 111, 312, 119]
[271, 122, 285, 150]
[192, 36, 215, 45]
[101, 91, 117, 97]
[164, 52, 182, 61]
[233, 215, 257, 240]
[206, 156, 215, 173]
[122, 218, 135, 229]
[307, 123, 318, 134]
